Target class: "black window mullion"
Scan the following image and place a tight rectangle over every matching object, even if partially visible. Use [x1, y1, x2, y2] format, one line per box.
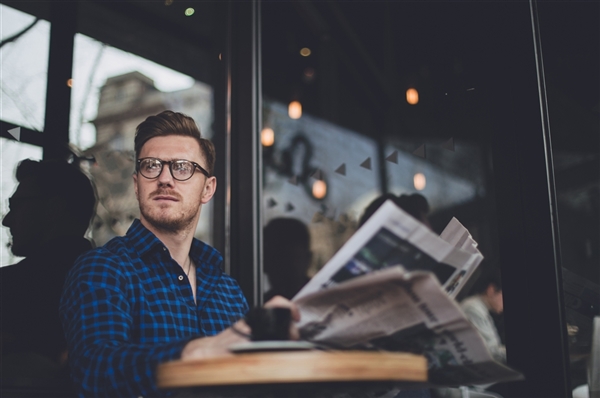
[42, 1, 77, 160]
[227, 0, 262, 308]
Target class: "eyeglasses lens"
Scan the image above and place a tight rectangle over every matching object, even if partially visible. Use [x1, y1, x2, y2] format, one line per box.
[139, 159, 195, 181]
[172, 161, 193, 180]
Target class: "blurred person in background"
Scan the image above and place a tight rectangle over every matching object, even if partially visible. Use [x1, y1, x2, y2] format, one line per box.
[263, 217, 313, 301]
[460, 270, 506, 363]
[359, 193, 431, 229]
[1, 159, 96, 387]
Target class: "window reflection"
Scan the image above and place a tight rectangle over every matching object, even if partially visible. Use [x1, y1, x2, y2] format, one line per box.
[0, 139, 43, 267]
[262, 99, 379, 275]
[537, 2, 600, 390]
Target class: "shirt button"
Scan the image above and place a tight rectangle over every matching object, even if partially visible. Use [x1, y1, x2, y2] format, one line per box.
[178, 275, 184, 281]
[163, 247, 167, 251]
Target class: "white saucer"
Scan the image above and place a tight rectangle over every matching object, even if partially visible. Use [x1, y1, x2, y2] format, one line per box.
[229, 341, 316, 353]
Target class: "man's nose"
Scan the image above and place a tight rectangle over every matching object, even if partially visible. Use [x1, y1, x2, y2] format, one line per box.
[2, 209, 13, 228]
[157, 164, 174, 186]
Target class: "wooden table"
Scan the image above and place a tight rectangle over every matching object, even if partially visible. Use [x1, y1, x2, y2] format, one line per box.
[157, 350, 428, 397]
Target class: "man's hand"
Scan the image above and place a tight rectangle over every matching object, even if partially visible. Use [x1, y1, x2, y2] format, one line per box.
[180, 296, 300, 361]
[263, 295, 301, 340]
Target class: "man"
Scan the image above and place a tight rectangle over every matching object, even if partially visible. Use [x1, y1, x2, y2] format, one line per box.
[460, 271, 506, 363]
[60, 111, 297, 397]
[1, 159, 96, 385]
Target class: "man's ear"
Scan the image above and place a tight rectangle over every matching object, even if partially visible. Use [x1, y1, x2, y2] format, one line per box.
[133, 173, 139, 200]
[201, 176, 217, 204]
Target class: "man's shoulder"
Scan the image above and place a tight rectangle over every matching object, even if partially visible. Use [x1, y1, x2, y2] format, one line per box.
[191, 238, 224, 269]
[71, 235, 135, 273]
[460, 295, 487, 315]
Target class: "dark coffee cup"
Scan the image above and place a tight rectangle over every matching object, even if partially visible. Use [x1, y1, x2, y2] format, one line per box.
[245, 307, 292, 341]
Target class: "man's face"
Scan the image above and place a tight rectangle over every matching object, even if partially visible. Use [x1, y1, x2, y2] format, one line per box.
[2, 181, 46, 257]
[133, 135, 216, 234]
[487, 285, 504, 314]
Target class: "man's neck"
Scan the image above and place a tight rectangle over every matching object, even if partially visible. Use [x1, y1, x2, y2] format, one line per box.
[140, 218, 196, 267]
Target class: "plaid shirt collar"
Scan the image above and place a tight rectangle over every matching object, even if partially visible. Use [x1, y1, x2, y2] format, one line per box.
[126, 219, 224, 310]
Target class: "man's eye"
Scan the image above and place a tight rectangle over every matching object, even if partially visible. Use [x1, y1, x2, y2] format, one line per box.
[174, 162, 191, 172]
[144, 161, 160, 170]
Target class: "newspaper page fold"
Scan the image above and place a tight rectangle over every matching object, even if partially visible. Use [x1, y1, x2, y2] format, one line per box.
[295, 267, 523, 386]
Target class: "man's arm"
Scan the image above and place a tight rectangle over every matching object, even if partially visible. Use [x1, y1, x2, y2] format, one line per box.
[461, 300, 506, 363]
[181, 295, 301, 360]
[60, 254, 197, 397]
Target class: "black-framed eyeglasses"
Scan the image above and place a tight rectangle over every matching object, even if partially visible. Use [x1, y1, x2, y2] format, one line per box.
[136, 157, 210, 181]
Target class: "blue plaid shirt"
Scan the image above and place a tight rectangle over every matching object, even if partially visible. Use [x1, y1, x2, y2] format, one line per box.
[60, 219, 248, 397]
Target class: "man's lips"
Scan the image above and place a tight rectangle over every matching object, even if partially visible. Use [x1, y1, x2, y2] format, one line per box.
[152, 195, 179, 201]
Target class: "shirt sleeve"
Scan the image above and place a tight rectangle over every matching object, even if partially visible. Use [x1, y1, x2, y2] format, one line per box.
[60, 251, 193, 398]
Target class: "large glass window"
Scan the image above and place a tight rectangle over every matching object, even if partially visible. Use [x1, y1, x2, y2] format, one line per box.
[260, 3, 553, 394]
[261, 2, 502, 300]
[537, 1, 600, 392]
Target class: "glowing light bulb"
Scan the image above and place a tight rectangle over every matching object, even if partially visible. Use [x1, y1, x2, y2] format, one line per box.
[288, 101, 302, 119]
[406, 88, 419, 105]
[261, 127, 274, 147]
[312, 180, 327, 199]
[185, 8, 195, 16]
[414, 173, 426, 191]
[300, 47, 312, 57]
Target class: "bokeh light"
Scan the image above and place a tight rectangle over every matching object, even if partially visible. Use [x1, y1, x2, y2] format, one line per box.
[312, 180, 327, 199]
[414, 173, 426, 190]
[261, 127, 274, 147]
[406, 88, 419, 105]
[288, 101, 302, 119]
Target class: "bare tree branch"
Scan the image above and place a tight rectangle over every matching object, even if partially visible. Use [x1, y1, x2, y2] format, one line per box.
[0, 18, 40, 49]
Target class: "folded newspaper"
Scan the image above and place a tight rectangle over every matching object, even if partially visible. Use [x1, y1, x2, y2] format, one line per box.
[293, 200, 523, 386]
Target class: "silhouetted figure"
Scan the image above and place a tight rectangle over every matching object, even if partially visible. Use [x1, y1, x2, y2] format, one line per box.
[1, 159, 96, 388]
[264, 218, 312, 301]
[359, 193, 431, 228]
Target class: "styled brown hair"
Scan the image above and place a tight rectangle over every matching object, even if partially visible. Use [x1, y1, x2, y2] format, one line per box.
[134, 110, 216, 176]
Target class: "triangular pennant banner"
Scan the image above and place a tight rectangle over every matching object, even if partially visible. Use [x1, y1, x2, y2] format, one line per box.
[413, 144, 426, 158]
[285, 203, 295, 212]
[8, 127, 21, 141]
[442, 137, 455, 152]
[385, 151, 398, 164]
[310, 169, 322, 180]
[335, 163, 346, 176]
[360, 157, 372, 170]
[288, 175, 298, 185]
[267, 198, 277, 208]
